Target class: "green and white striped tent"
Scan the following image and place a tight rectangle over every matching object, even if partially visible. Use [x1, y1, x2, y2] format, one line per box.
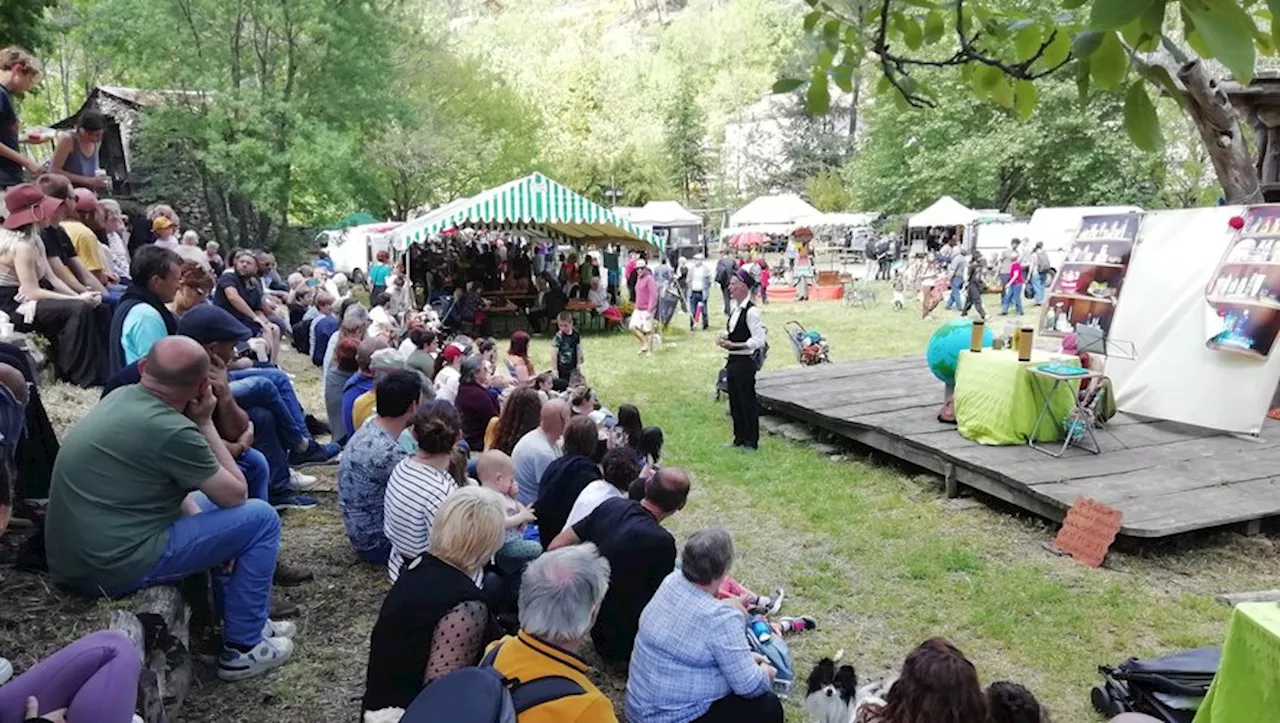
[393, 173, 660, 251]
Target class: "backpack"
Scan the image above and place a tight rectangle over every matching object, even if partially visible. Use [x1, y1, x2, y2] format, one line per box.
[398, 642, 585, 723]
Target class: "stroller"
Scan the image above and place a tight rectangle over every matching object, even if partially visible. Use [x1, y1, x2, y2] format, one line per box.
[785, 321, 830, 366]
[1091, 647, 1220, 723]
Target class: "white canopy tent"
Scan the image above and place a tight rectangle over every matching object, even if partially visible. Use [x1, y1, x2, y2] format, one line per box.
[798, 212, 880, 228]
[616, 201, 702, 228]
[908, 196, 978, 228]
[729, 193, 821, 228]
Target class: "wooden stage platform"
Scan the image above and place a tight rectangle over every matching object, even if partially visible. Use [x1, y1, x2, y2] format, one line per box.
[757, 357, 1280, 539]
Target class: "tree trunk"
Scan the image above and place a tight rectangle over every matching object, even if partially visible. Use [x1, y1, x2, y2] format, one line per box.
[1178, 60, 1264, 205]
[109, 585, 193, 723]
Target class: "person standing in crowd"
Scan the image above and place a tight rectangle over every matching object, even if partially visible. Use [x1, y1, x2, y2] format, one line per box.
[108, 245, 181, 374]
[548, 468, 688, 667]
[47, 337, 295, 681]
[961, 251, 987, 321]
[714, 247, 736, 316]
[551, 311, 582, 384]
[512, 399, 568, 506]
[0, 48, 44, 198]
[945, 247, 969, 312]
[50, 111, 110, 190]
[1001, 248, 1026, 317]
[485, 545, 620, 723]
[996, 238, 1020, 312]
[627, 528, 783, 723]
[368, 249, 392, 301]
[630, 261, 657, 355]
[337, 369, 418, 565]
[0, 184, 109, 387]
[720, 270, 766, 451]
[1031, 241, 1051, 305]
[687, 253, 710, 331]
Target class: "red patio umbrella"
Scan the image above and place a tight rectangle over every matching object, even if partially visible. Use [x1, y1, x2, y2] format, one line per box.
[730, 232, 767, 248]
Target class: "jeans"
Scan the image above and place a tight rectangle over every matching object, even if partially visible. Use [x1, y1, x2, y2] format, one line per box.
[1001, 282, 1025, 315]
[109, 497, 280, 648]
[689, 290, 708, 329]
[247, 406, 292, 497]
[1032, 270, 1046, 304]
[0, 631, 140, 723]
[945, 276, 963, 310]
[234, 447, 271, 502]
[229, 368, 308, 450]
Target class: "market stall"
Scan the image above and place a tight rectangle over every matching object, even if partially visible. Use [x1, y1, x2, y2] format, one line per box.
[614, 200, 703, 258]
[393, 172, 660, 251]
[907, 195, 978, 253]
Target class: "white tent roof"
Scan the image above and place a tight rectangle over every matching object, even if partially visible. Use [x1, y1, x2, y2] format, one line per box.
[633, 201, 702, 227]
[798, 212, 879, 228]
[729, 194, 821, 228]
[908, 196, 978, 228]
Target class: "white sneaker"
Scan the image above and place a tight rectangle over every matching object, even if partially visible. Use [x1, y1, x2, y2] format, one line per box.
[0, 657, 11, 686]
[217, 637, 295, 681]
[263, 619, 297, 639]
[289, 469, 318, 491]
[133, 716, 144, 723]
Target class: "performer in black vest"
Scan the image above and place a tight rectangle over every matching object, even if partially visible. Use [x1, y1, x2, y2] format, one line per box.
[718, 269, 766, 450]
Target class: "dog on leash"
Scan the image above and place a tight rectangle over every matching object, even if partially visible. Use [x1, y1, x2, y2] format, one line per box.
[803, 652, 897, 723]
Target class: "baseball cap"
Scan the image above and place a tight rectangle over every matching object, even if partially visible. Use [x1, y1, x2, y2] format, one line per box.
[442, 344, 464, 362]
[177, 304, 252, 343]
[72, 187, 98, 213]
[153, 216, 175, 231]
[370, 348, 406, 372]
[2, 184, 64, 230]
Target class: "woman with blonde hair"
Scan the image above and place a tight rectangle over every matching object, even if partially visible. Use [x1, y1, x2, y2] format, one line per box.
[362, 485, 506, 715]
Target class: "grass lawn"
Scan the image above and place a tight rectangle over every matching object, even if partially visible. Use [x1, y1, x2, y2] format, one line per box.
[4, 282, 1278, 722]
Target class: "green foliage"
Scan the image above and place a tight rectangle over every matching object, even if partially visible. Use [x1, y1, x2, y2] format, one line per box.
[781, 0, 1275, 161]
[846, 71, 1164, 214]
[804, 168, 853, 211]
[0, 0, 58, 53]
[665, 76, 711, 203]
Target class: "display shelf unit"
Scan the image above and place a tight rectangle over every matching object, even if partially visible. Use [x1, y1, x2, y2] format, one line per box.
[1048, 292, 1117, 304]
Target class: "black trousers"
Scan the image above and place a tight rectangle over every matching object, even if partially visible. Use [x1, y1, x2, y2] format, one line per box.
[0, 293, 109, 387]
[693, 692, 784, 723]
[962, 289, 986, 320]
[726, 355, 759, 448]
[720, 285, 731, 315]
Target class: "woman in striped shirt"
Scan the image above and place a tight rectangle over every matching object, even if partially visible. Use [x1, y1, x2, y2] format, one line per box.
[383, 399, 465, 582]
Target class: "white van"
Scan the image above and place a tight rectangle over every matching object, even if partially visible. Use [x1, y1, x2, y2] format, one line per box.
[316, 221, 402, 283]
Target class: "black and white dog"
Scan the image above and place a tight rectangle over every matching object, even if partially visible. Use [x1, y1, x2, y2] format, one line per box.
[803, 653, 896, 723]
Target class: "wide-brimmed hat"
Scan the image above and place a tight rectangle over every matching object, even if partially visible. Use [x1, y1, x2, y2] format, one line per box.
[2, 184, 64, 230]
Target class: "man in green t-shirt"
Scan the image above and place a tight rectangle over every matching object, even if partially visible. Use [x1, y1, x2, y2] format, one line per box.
[46, 336, 297, 682]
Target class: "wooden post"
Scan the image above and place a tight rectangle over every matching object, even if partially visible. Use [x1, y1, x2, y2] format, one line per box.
[109, 586, 193, 723]
[943, 461, 959, 498]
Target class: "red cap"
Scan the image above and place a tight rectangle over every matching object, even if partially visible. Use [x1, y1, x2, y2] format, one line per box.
[3, 183, 65, 230]
[73, 187, 99, 213]
[442, 344, 463, 362]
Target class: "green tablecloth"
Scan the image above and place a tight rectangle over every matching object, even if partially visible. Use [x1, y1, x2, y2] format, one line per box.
[1193, 602, 1280, 723]
[954, 349, 1079, 445]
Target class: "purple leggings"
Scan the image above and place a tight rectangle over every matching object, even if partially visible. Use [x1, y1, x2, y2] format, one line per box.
[0, 631, 140, 723]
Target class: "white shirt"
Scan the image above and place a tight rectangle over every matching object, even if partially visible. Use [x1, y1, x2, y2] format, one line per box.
[726, 301, 766, 355]
[434, 365, 460, 403]
[383, 457, 457, 582]
[687, 261, 710, 293]
[565, 480, 623, 530]
[398, 338, 417, 357]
